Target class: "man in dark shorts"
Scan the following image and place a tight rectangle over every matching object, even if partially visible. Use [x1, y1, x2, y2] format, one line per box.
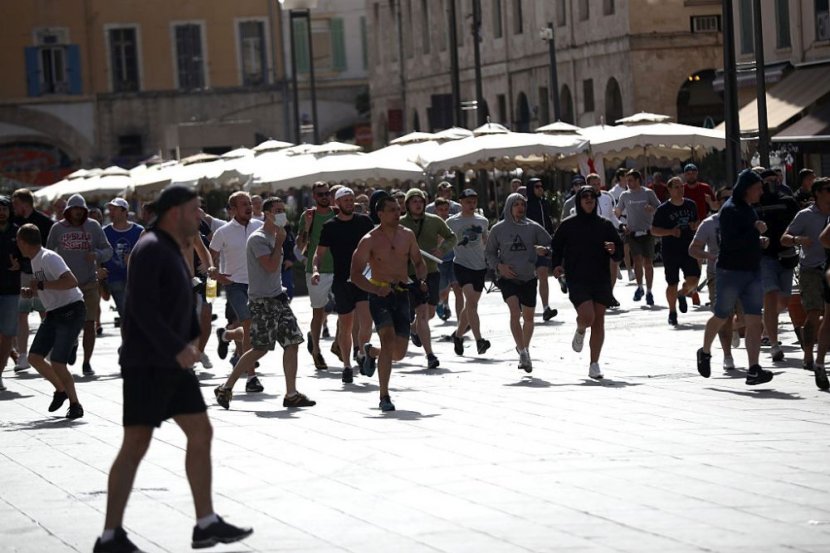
[551, 186, 624, 380]
[0, 196, 20, 391]
[351, 196, 428, 412]
[616, 170, 661, 305]
[313, 187, 375, 383]
[95, 186, 252, 553]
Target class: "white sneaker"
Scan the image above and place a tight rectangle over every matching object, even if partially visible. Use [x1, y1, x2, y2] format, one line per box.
[14, 353, 29, 372]
[589, 363, 604, 380]
[723, 356, 735, 371]
[200, 353, 213, 369]
[731, 331, 740, 349]
[517, 348, 531, 372]
[572, 329, 585, 353]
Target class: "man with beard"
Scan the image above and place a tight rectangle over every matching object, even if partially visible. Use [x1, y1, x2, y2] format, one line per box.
[0, 196, 21, 391]
[46, 194, 113, 376]
[312, 188, 375, 383]
[682, 163, 715, 221]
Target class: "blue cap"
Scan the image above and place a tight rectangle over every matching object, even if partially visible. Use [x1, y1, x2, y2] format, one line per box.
[684, 163, 698, 172]
[571, 174, 586, 185]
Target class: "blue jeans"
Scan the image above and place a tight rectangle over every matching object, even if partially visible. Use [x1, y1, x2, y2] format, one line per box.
[281, 269, 294, 300]
[109, 279, 127, 317]
[713, 268, 762, 319]
[226, 282, 251, 321]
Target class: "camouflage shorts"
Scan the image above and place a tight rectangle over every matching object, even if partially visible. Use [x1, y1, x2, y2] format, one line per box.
[249, 295, 304, 351]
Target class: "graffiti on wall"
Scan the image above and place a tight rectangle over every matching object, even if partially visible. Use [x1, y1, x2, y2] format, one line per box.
[0, 141, 74, 189]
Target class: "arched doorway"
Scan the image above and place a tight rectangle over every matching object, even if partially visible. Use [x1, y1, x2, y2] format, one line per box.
[605, 78, 623, 124]
[677, 69, 723, 127]
[560, 85, 574, 124]
[412, 109, 421, 132]
[515, 92, 530, 132]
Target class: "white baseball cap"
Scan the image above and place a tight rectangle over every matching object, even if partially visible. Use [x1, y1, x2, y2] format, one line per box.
[334, 187, 354, 200]
[107, 197, 129, 210]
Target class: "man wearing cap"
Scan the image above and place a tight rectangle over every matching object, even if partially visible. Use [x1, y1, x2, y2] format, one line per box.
[526, 177, 558, 322]
[312, 187, 375, 383]
[102, 198, 144, 321]
[96, 185, 253, 553]
[426, 181, 461, 216]
[46, 193, 113, 376]
[560, 174, 588, 220]
[0, 196, 21, 391]
[615, 170, 660, 305]
[446, 188, 491, 356]
[399, 188, 457, 369]
[682, 163, 715, 221]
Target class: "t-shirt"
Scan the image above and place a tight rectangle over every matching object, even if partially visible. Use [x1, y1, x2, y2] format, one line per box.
[785, 205, 830, 269]
[692, 213, 720, 277]
[617, 187, 660, 233]
[317, 214, 374, 282]
[13, 209, 53, 274]
[683, 182, 715, 220]
[246, 229, 284, 299]
[304, 210, 336, 273]
[30, 247, 83, 312]
[209, 218, 263, 284]
[652, 199, 698, 259]
[103, 223, 144, 282]
[447, 212, 489, 270]
[426, 200, 461, 215]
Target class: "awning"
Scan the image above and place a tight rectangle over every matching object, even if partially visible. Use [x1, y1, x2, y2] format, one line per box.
[716, 63, 830, 135]
[772, 102, 830, 143]
[712, 61, 789, 92]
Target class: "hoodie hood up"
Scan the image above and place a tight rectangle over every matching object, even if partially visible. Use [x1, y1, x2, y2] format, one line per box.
[574, 186, 599, 217]
[502, 192, 529, 224]
[733, 169, 762, 203]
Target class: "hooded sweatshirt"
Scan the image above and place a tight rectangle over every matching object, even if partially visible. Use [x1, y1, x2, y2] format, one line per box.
[399, 189, 457, 274]
[717, 170, 762, 271]
[526, 189, 554, 234]
[485, 193, 552, 282]
[46, 194, 113, 285]
[550, 188, 623, 284]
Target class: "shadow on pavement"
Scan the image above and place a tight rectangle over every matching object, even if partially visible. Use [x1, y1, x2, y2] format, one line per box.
[329, 383, 381, 393]
[399, 367, 471, 375]
[705, 387, 803, 400]
[252, 409, 301, 419]
[504, 377, 555, 388]
[1, 417, 86, 431]
[366, 410, 440, 420]
[8, 372, 39, 380]
[229, 393, 280, 402]
[579, 378, 642, 388]
[0, 391, 34, 401]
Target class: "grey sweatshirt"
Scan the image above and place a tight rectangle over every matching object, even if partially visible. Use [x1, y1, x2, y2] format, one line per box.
[47, 218, 113, 286]
[485, 193, 552, 282]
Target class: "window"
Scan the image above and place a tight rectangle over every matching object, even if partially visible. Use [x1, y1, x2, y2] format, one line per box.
[604, 0, 615, 15]
[25, 28, 82, 96]
[360, 16, 368, 69]
[295, 18, 346, 73]
[108, 27, 139, 92]
[513, 0, 523, 34]
[775, 0, 791, 48]
[817, 0, 830, 41]
[422, 0, 431, 52]
[579, 0, 590, 20]
[174, 23, 205, 89]
[238, 21, 266, 86]
[583, 79, 594, 112]
[738, 0, 754, 54]
[493, 0, 503, 38]
[691, 15, 721, 32]
[118, 134, 143, 157]
[538, 86, 550, 125]
[497, 94, 507, 125]
[557, 1, 566, 26]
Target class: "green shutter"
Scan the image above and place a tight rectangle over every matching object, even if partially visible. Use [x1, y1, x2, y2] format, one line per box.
[293, 18, 310, 73]
[331, 18, 346, 71]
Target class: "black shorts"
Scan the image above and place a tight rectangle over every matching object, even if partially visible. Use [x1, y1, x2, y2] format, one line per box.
[663, 255, 701, 285]
[369, 290, 411, 338]
[498, 278, 538, 308]
[122, 365, 207, 427]
[409, 271, 441, 307]
[567, 279, 614, 308]
[332, 280, 368, 315]
[30, 300, 85, 364]
[453, 263, 487, 293]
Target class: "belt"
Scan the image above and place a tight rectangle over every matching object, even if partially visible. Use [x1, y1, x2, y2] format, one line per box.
[368, 277, 409, 293]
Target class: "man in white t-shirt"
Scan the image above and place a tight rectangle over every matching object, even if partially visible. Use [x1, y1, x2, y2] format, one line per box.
[17, 223, 86, 419]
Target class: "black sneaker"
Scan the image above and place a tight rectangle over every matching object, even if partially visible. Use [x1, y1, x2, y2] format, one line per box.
[93, 527, 143, 553]
[476, 339, 491, 355]
[67, 343, 78, 366]
[245, 377, 264, 393]
[66, 402, 84, 419]
[746, 365, 774, 385]
[283, 392, 316, 408]
[306, 331, 314, 354]
[452, 334, 464, 356]
[191, 516, 253, 549]
[214, 386, 232, 409]
[815, 365, 830, 391]
[322, 325, 330, 339]
[677, 294, 688, 313]
[341, 367, 354, 384]
[696, 348, 711, 378]
[668, 311, 678, 326]
[558, 277, 568, 294]
[313, 353, 328, 370]
[427, 353, 440, 369]
[609, 297, 620, 308]
[379, 395, 396, 412]
[215, 328, 229, 360]
[543, 307, 558, 321]
[803, 361, 815, 372]
[410, 331, 422, 348]
[96, 325, 103, 336]
[82, 362, 95, 376]
[361, 344, 376, 377]
[646, 291, 655, 306]
[48, 391, 68, 412]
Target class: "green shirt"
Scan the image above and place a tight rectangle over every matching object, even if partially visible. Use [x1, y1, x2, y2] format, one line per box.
[399, 212, 457, 274]
[305, 210, 336, 273]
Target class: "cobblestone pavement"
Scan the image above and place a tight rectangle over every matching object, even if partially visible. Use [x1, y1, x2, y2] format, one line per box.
[1, 271, 829, 552]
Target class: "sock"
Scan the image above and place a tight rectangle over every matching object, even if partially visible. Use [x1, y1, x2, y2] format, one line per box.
[543, 304, 550, 310]
[221, 330, 231, 342]
[246, 374, 256, 382]
[197, 513, 219, 529]
[100, 529, 116, 543]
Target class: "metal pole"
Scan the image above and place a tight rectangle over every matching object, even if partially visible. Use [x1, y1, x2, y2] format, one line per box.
[305, 9, 320, 144]
[448, 0, 462, 127]
[289, 10, 301, 143]
[472, 0, 485, 126]
[547, 23, 561, 121]
[752, 0, 770, 168]
[269, 0, 292, 141]
[722, 0, 742, 182]
[396, 0, 407, 133]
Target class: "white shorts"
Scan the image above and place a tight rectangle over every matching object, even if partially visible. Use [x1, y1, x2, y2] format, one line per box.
[305, 273, 334, 309]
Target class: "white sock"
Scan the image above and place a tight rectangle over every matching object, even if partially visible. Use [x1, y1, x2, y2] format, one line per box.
[197, 513, 219, 529]
[100, 529, 116, 542]
[246, 374, 256, 382]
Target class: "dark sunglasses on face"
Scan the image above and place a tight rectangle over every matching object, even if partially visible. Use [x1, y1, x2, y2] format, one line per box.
[316, 191, 330, 197]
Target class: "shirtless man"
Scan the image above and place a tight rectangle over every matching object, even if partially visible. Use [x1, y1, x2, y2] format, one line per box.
[350, 196, 428, 412]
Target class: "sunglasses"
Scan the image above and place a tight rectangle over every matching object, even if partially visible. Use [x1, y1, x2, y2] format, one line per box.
[315, 191, 331, 197]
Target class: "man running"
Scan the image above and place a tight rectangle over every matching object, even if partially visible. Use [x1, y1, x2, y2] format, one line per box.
[351, 195, 428, 412]
[95, 185, 252, 553]
[0, 196, 20, 391]
[526, 177, 558, 321]
[426, 181, 461, 215]
[682, 163, 716, 221]
[434, 198, 463, 321]
[615, 170, 660, 305]
[102, 198, 143, 321]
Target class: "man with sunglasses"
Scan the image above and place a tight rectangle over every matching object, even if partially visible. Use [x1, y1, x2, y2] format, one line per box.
[526, 177, 557, 322]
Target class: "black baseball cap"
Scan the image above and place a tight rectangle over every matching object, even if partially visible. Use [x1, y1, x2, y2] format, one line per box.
[459, 188, 478, 199]
[0, 195, 10, 208]
[148, 185, 197, 228]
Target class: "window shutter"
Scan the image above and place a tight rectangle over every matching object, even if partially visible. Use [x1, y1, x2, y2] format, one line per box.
[24, 47, 41, 96]
[331, 18, 346, 71]
[293, 18, 310, 73]
[67, 45, 82, 94]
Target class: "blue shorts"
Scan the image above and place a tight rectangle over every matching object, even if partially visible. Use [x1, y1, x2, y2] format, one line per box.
[760, 256, 793, 295]
[0, 295, 20, 336]
[368, 290, 411, 338]
[713, 268, 762, 319]
[30, 300, 86, 364]
[535, 256, 553, 269]
[439, 260, 457, 290]
[226, 282, 251, 321]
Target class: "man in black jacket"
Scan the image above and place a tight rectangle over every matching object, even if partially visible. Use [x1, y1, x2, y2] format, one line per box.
[95, 186, 252, 553]
[0, 196, 21, 389]
[525, 177, 557, 321]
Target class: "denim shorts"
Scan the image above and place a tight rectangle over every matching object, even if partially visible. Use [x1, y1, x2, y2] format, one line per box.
[0, 295, 20, 336]
[226, 282, 251, 321]
[759, 256, 793, 295]
[30, 300, 86, 364]
[108, 279, 128, 317]
[713, 268, 762, 319]
[368, 289, 411, 338]
[438, 260, 457, 290]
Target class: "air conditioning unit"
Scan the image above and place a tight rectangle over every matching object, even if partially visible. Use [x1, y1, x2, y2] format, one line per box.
[34, 27, 69, 45]
[818, 13, 830, 41]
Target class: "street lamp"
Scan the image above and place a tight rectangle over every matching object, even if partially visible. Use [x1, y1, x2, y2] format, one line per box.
[540, 23, 561, 122]
[280, 0, 320, 144]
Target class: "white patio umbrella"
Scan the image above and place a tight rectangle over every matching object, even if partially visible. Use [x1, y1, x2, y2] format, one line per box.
[71, 166, 131, 200]
[390, 131, 437, 145]
[306, 141, 362, 155]
[433, 127, 474, 141]
[217, 147, 255, 188]
[582, 119, 725, 163]
[128, 160, 179, 196]
[169, 153, 224, 190]
[34, 169, 90, 202]
[535, 121, 583, 134]
[251, 139, 293, 154]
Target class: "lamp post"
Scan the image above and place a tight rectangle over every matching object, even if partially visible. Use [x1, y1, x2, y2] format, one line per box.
[279, 0, 320, 144]
[722, 0, 742, 181]
[540, 23, 561, 121]
[752, 0, 770, 168]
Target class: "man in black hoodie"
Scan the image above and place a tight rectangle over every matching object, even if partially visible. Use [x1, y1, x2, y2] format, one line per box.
[696, 170, 774, 386]
[551, 186, 623, 380]
[525, 178, 557, 321]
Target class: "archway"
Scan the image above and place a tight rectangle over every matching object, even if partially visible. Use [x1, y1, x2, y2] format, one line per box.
[560, 85, 574, 124]
[515, 92, 530, 132]
[605, 78, 623, 124]
[677, 69, 723, 127]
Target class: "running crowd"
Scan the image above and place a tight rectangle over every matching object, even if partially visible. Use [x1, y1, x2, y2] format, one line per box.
[0, 162, 827, 552]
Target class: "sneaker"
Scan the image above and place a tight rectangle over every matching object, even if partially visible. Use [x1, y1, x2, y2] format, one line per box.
[746, 365, 774, 385]
[48, 391, 68, 412]
[341, 367, 353, 384]
[191, 516, 253, 549]
[322, 325, 330, 339]
[427, 353, 440, 369]
[770, 344, 784, 362]
[677, 294, 688, 313]
[93, 527, 144, 553]
[379, 395, 396, 412]
[518, 349, 532, 373]
[330, 340, 342, 361]
[633, 287, 644, 301]
[67, 343, 78, 366]
[410, 331, 422, 348]
[306, 331, 314, 354]
[283, 392, 316, 408]
[668, 311, 678, 326]
[0, 376, 5, 392]
[723, 356, 735, 371]
[353, 346, 360, 362]
[645, 291, 654, 306]
[314, 353, 328, 370]
[216, 328, 229, 359]
[476, 338, 491, 355]
[543, 307, 558, 321]
[66, 402, 84, 419]
[214, 386, 232, 409]
[572, 329, 585, 353]
[589, 362, 604, 380]
[761, 336, 771, 347]
[82, 362, 94, 376]
[691, 292, 701, 305]
[444, 304, 452, 320]
[361, 344, 376, 377]
[453, 333, 464, 356]
[558, 277, 568, 294]
[436, 303, 446, 320]
[815, 365, 829, 391]
[609, 297, 620, 308]
[13, 353, 29, 373]
[229, 353, 239, 367]
[245, 377, 264, 393]
[731, 331, 741, 349]
[199, 352, 213, 369]
[696, 348, 712, 378]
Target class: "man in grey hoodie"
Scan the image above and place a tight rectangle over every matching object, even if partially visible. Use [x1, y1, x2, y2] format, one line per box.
[485, 193, 553, 372]
[46, 194, 113, 376]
